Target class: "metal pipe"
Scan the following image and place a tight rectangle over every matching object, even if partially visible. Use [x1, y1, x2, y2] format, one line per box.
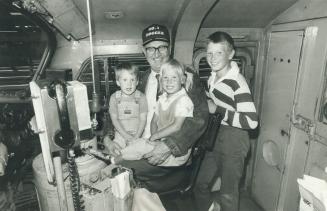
[86, 0, 101, 117]
[53, 156, 68, 211]
[86, 0, 96, 93]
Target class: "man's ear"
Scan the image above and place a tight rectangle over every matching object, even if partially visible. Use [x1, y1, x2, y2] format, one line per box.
[229, 49, 235, 60]
[116, 80, 120, 87]
[142, 46, 146, 55]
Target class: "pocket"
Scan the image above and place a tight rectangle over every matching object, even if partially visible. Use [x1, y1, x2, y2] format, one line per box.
[202, 113, 222, 151]
[220, 126, 250, 157]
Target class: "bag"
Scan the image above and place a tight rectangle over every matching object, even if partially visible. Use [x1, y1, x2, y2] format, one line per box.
[298, 175, 327, 211]
[201, 113, 222, 151]
[132, 188, 166, 211]
[109, 166, 135, 211]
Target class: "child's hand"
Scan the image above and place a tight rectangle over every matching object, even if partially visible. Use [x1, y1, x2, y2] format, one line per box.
[144, 142, 171, 165]
[91, 118, 98, 129]
[207, 99, 217, 114]
[103, 136, 122, 157]
[145, 138, 158, 146]
[149, 134, 159, 142]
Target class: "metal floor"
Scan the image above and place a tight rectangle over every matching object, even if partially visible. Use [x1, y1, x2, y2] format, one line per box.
[11, 159, 263, 211]
[160, 189, 264, 211]
[13, 181, 263, 211]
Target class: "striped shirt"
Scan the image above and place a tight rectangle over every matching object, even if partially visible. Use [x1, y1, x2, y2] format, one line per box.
[208, 61, 258, 130]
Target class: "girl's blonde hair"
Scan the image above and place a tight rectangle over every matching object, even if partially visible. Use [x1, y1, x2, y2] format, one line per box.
[160, 59, 194, 91]
[160, 59, 185, 84]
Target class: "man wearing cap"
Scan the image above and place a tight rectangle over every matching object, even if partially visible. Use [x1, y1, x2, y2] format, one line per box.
[104, 24, 209, 190]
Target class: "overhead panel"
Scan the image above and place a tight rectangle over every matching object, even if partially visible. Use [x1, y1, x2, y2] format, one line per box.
[23, 0, 89, 40]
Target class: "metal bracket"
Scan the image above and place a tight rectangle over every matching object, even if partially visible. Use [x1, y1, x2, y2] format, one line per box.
[291, 114, 315, 138]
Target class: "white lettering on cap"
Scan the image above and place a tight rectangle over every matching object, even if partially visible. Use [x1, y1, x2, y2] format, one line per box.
[146, 31, 165, 37]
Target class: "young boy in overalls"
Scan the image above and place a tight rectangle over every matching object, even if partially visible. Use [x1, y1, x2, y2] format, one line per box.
[119, 59, 194, 166]
[109, 62, 148, 155]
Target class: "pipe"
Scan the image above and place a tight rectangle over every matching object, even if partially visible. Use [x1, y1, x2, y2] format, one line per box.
[53, 156, 68, 211]
[85, 0, 101, 121]
[85, 0, 96, 94]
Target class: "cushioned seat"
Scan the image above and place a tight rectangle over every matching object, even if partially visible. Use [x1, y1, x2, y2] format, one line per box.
[145, 113, 222, 196]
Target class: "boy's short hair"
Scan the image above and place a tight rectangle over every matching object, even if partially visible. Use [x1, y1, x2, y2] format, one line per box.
[160, 59, 185, 84]
[114, 62, 139, 80]
[207, 31, 235, 51]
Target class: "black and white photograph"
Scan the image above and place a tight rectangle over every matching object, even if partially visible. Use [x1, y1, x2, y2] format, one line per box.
[0, 0, 327, 210]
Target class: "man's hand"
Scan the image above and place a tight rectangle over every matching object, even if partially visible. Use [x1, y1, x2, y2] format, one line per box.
[103, 136, 122, 157]
[143, 142, 171, 165]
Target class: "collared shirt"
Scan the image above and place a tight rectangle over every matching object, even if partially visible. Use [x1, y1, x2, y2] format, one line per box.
[207, 61, 258, 129]
[155, 88, 194, 166]
[208, 61, 240, 89]
[143, 70, 160, 138]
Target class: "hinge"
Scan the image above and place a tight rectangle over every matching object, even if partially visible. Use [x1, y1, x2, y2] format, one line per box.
[291, 114, 315, 138]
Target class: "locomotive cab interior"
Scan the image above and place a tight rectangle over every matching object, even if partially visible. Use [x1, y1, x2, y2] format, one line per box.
[1, 0, 327, 210]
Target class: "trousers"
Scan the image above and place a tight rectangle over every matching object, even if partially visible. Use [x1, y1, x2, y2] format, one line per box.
[194, 125, 250, 211]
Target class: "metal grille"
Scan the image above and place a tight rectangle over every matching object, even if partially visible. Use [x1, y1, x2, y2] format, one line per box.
[0, 62, 39, 87]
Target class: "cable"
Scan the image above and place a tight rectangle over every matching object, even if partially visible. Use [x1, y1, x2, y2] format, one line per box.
[67, 150, 84, 211]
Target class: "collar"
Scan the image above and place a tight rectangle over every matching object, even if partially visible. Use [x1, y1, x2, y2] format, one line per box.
[210, 61, 240, 84]
[150, 69, 161, 78]
[160, 88, 187, 102]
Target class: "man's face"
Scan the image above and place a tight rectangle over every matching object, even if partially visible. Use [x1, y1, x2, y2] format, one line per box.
[143, 41, 170, 73]
[206, 42, 234, 73]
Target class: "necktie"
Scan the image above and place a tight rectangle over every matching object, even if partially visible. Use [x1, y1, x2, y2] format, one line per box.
[155, 74, 160, 100]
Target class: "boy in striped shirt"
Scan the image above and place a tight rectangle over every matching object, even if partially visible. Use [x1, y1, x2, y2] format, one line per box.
[195, 31, 258, 211]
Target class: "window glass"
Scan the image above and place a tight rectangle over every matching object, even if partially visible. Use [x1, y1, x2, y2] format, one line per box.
[77, 54, 150, 106]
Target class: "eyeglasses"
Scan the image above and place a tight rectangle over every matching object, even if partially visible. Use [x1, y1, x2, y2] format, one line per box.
[145, 45, 168, 55]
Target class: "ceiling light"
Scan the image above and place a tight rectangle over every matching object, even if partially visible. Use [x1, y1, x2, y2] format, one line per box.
[104, 11, 124, 19]
[232, 35, 247, 39]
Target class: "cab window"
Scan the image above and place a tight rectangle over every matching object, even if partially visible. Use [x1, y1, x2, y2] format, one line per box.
[77, 54, 150, 105]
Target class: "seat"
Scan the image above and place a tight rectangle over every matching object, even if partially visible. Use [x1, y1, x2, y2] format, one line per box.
[144, 113, 222, 196]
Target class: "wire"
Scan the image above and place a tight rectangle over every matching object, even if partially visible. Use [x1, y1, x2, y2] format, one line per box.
[67, 150, 84, 211]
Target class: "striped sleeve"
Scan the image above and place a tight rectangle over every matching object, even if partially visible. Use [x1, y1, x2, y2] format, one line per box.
[223, 76, 258, 129]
